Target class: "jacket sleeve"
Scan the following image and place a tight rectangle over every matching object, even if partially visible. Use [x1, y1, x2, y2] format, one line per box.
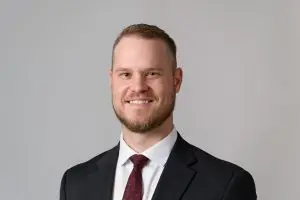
[221, 169, 257, 200]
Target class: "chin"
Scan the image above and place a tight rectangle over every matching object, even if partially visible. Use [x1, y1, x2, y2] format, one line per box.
[127, 117, 151, 125]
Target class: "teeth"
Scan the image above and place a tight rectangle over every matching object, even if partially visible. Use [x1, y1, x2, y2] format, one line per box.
[129, 100, 151, 104]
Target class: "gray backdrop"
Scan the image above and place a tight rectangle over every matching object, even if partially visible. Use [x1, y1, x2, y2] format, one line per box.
[1, 0, 299, 200]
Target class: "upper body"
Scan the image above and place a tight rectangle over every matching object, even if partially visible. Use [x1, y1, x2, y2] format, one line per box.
[60, 23, 257, 200]
[60, 129, 257, 200]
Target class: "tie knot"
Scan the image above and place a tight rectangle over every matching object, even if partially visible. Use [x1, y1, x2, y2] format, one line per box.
[130, 154, 149, 168]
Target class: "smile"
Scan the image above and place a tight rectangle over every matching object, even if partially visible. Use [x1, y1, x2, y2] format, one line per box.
[125, 100, 153, 104]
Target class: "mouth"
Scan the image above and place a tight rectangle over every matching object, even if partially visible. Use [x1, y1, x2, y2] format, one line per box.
[125, 99, 154, 104]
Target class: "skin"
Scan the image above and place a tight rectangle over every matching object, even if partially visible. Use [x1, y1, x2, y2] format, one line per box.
[109, 35, 183, 153]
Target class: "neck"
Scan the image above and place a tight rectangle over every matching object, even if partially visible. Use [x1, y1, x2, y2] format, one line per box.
[122, 117, 174, 153]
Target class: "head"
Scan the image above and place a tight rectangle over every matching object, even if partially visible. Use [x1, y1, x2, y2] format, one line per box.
[109, 23, 183, 133]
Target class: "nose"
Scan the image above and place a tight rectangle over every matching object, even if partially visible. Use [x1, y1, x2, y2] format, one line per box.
[129, 74, 149, 93]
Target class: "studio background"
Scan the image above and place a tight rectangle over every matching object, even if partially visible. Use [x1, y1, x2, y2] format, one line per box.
[1, 0, 299, 200]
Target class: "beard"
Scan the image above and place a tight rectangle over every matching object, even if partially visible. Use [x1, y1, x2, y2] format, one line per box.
[112, 91, 176, 133]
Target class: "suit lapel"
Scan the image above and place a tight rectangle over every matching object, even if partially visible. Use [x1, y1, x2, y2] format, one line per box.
[151, 134, 197, 200]
[86, 144, 119, 200]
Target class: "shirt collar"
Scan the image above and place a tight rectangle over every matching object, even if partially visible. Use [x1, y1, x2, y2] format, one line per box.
[117, 126, 178, 167]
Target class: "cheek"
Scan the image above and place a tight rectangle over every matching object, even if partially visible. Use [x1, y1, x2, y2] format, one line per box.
[112, 84, 127, 101]
[153, 82, 173, 101]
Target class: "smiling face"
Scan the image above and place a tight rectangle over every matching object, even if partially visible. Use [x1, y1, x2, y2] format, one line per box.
[110, 36, 182, 133]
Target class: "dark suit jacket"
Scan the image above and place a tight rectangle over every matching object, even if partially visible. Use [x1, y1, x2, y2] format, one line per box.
[60, 133, 257, 200]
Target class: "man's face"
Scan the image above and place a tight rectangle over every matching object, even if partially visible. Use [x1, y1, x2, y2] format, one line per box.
[110, 36, 182, 133]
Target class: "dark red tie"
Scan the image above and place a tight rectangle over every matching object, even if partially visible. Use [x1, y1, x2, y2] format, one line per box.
[122, 154, 149, 200]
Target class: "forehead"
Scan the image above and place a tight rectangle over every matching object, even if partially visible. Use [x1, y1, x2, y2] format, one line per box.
[112, 36, 173, 70]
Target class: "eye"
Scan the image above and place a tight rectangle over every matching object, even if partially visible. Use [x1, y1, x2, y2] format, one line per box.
[146, 71, 161, 77]
[119, 72, 131, 79]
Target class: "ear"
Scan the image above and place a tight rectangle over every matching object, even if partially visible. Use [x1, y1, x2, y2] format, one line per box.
[174, 67, 183, 93]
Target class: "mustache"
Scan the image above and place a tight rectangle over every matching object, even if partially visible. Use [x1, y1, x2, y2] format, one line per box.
[124, 92, 157, 101]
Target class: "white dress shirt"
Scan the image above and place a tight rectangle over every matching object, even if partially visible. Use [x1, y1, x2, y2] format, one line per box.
[112, 127, 178, 200]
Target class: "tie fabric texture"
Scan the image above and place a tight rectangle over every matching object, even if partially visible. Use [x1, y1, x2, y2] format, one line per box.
[122, 154, 149, 200]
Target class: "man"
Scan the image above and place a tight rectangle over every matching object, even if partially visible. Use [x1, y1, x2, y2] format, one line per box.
[60, 23, 257, 200]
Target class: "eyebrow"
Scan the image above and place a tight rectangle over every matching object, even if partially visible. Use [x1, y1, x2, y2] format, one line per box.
[113, 67, 131, 72]
[113, 67, 164, 72]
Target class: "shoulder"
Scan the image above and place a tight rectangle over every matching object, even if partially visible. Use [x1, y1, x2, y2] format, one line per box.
[182, 138, 256, 198]
[176, 134, 249, 175]
[62, 144, 119, 179]
[188, 139, 253, 177]
[191, 142, 246, 174]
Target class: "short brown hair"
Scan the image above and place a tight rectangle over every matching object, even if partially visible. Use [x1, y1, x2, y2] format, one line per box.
[112, 23, 177, 68]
